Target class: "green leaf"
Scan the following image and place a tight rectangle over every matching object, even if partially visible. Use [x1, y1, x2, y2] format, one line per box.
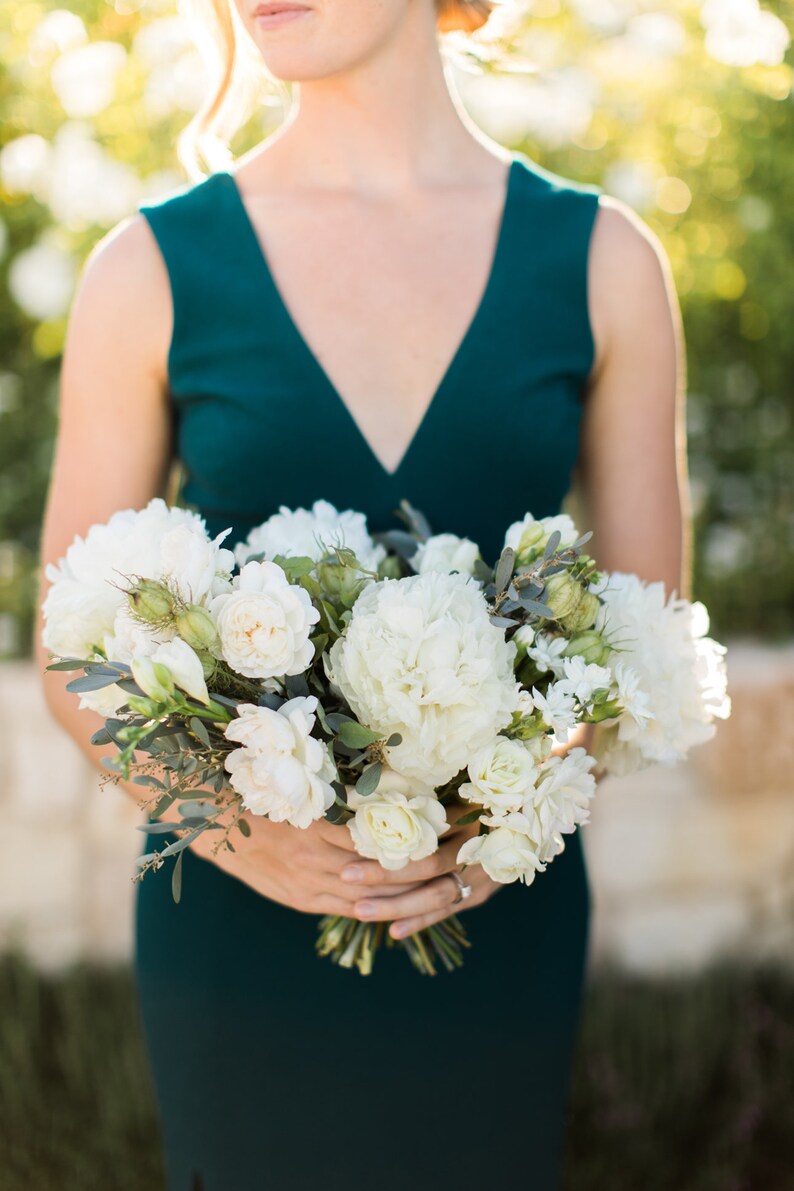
[132, 775, 166, 790]
[178, 799, 217, 819]
[65, 673, 121, 693]
[189, 717, 211, 747]
[455, 807, 483, 826]
[237, 816, 251, 838]
[543, 530, 562, 560]
[336, 721, 383, 748]
[325, 712, 354, 732]
[137, 821, 182, 834]
[385, 733, 402, 747]
[171, 850, 184, 904]
[159, 826, 215, 859]
[46, 658, 89, 671]
[90, 727, 112, 747]
[495, 547, 516, 594]
[355, 762, 382, 797]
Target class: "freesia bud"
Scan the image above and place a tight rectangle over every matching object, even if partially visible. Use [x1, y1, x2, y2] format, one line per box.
[131, 657, 174, 703]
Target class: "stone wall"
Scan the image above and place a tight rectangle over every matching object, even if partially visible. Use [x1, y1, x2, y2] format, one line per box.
[1, 644, 792, 974]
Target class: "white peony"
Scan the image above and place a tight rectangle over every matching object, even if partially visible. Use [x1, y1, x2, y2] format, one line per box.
[347, 768, 448, 870]
[459, 736, 539, 814]
[210, 560, 319, 679]
[593, 572, 731, 775]
[41, 498, 234, 660]
[325, 571, 520, 786]
[457, 814, 545, 885]
[223, 696, 336, 828]
[413, 533, 480, 577]
[234, 499, 386, 571]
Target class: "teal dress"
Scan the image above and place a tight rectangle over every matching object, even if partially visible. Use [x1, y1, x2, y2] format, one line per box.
[135, 154, 602, 1191]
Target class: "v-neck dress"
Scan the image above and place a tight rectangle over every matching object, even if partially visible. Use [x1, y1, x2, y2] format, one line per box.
[135, 153, 603, 1191]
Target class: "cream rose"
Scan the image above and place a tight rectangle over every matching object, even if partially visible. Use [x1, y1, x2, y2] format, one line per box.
[458, 736, 539, 814]
[347, 768, 448, 870]
[414, 533, 480, 577]
[223, 696, 336, 828]
[210, 560, 319, 679]
[457, 814, 544, 885]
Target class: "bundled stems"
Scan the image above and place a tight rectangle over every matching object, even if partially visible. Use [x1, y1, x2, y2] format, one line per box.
[316, 913, 471, 976]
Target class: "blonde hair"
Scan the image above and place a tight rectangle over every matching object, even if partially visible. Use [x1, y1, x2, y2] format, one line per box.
[177, 0, 497, 180]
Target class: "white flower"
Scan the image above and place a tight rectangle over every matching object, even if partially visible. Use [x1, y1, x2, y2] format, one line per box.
[41, 498, 233, 659]
[325, 571, 520, 786]
[530, 682, 578, 741]
[459, 736, 539, 814]
[151, 637, 210, 704]
[235, 499, 386, 571]
[210, 560, 319, 679]
[528, 748, 597, 862]
[594, 573, 731, 775]
[457, 814, 545, 885]
[414, 533, 480, 577]
[514, 624, 535, 650]
[527, 632, 568, 677]
[504, 512, 579, 558]
[223, 696, 336, 828]
[347, 768, 448, 870]
[558, 655, 612, 709]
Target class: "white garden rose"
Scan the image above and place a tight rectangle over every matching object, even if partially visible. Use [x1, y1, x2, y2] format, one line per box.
[347, 768, 448, 870]
[223, 696, 336, 828]
[457, 814, 545, 885]
[210, 560, 319, 679]
[235, 499, 386, 571]
[459, 736, 539, 814]
[413, 533, 480, 577]
[325, 571, 520, 786]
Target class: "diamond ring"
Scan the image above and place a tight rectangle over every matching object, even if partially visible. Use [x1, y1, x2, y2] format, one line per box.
[447, 869, 473, 905]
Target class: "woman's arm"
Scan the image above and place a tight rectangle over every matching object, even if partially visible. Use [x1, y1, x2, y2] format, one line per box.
[34, 216, 419, 918]
[356, 197, 691, 937]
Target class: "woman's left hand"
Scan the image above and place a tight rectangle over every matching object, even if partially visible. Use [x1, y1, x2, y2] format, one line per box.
[339, 808, 502, 939]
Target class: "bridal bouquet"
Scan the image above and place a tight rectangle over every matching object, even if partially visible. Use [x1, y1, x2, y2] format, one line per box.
[41, 498, 730, 975]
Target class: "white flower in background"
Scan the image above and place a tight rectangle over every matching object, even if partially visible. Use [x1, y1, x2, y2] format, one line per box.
[459, 736, 539, 815]
[210, 560, 319, 680]
[528, 748, 597, 862]
[530, 682, 578, 741]
[8, 240, 76, 320]
[41, 498, 233, 660]
[504, 511, 579, 558]
[47, 125, 142, 230]
[347, 768, 448, 870]
[594, 572, 731, 775]
[558, 656, 612, 709]
[224, 697, 336, 828]
[235, 500, 386, 571]
[527, 632, 568, 677]
[701, 0, 790, 69]
[50, 41, 127, 118]
[325, 571, 520, 786]
[457, 814, 545, 885]
[0, 134, 52, 197]
[609, 659, 653, 728]
[414, 533, 480, 577]
[133, 637, 209, 705]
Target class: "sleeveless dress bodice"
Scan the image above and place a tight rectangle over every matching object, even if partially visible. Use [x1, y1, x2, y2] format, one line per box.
[134, 153, 603, 1191]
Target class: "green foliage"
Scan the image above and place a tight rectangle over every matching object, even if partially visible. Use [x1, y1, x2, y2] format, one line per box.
[1, 2, 792, 656]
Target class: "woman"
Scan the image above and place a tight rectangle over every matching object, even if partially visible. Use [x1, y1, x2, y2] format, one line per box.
[36, 1, 689, 1187]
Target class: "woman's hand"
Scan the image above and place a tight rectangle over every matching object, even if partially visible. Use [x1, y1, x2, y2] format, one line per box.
[191, 812, 426, 917]
[337, 809, 502, 940]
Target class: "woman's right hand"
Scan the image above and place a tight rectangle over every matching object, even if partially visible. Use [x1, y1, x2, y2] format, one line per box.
[189, 813, 423, 917]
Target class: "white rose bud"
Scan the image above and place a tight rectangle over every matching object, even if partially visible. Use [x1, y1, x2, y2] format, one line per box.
[457, 815, 544, 885]
[347, 768, 448, 870]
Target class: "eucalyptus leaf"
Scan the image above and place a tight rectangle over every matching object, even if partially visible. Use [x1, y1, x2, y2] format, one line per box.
[90, 727, 112, 747]
[46, 658, 89, 671]
[355, 762, 382, 797]
[285, 672, 310, 699]
[132, 775, 166, 789]
[189, 717, 211, 747]
[171, 850, 184, 904]
[543, 530, 562, 560]
[237, 817, 251, 838]
[159, 826, 215, 859]
[336, 721, 382, 748]
[65, 673, 122, 694]
[455, 807, 483, 827]
[489, 615, 516, 629]
[137, 821, 184, 834]
[520, 599, 553, 618]
[494, 547, 515, 594]
[178, 799, 217, 819]
[385, 733, 402, 747]
[326, 712, 354, 732]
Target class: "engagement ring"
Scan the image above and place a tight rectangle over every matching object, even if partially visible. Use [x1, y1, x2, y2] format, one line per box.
[447, 869, 473, 905]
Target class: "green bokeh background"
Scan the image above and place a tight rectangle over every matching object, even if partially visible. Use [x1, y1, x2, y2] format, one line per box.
[1, 0, 792, 653]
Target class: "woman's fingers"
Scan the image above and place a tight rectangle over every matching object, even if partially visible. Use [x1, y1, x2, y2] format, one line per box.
[388, 872, 500, 938]
[340, 830, 475, 886]
[353, 874, 460, 923]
